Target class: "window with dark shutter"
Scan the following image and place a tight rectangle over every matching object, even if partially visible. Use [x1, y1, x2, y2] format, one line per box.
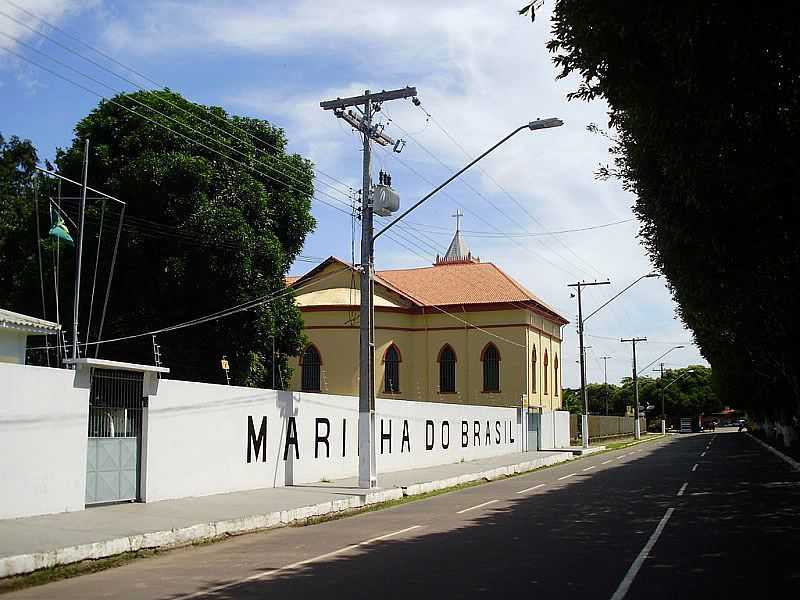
[438, 345, 456, 393]
[301, 345, 321, 392]
[384, 344, 401, 393]
[482, 343, 500, 392]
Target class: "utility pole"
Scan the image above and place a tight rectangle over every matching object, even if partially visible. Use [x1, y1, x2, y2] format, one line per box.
[601, 356, 612, 415]
[568, 280, 610, 448]
[656, 362, 666, 434]
[72, 138, 89, 363]
[321, 87, 417, 489]
[621, 337, 647, 439]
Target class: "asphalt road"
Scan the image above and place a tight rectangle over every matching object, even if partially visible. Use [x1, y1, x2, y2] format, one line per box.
[7, 429, 800, 599]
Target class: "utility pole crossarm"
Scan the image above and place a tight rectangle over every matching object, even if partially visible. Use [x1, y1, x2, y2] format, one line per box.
[320, 87, 417, 111]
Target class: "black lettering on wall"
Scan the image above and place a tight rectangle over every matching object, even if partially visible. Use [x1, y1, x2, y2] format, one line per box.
[401, 420, 411, 453]
[342, 418, 347, 457]
[283, 416, 299, 460]
[315, 418, 330, 458]
[247, 416, 267, 463]
[509, 419, 515, 443]
[426, 420, 435, 451]
[462, 421, 469, 447]
[495, 421, 501, 444]
[486, 420, 491, 446]
[381, 419, 392, 454]
[474, 420, 481, 446]
[442, 421, 450, 449]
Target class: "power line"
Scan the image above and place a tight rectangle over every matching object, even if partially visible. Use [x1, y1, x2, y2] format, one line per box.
[382, 106, 596, 280]
[422, 104, 606, 279]
[0, 1, 354, 198]
[404, 217, 636, 237]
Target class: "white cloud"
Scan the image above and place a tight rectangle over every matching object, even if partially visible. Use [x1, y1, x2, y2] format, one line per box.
[89, 0, 709, 385]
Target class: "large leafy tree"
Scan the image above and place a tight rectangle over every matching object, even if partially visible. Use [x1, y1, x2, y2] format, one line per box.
[526, 3, 800, 433]
[0, 90, 315, 386]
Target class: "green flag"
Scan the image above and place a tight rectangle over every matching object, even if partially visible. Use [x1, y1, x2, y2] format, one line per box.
[48, 206, 74, 245]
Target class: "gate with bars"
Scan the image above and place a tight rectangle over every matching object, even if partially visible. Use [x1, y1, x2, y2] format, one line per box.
[85, 368, 146, 504]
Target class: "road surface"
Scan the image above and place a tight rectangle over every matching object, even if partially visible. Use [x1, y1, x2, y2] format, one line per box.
[7, 429, 800, 599]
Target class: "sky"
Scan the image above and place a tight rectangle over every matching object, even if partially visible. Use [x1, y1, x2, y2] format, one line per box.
[0, 0, 708, 388]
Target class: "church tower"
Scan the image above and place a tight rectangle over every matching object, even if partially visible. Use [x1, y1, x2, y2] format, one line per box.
[435, 210, 480, 265]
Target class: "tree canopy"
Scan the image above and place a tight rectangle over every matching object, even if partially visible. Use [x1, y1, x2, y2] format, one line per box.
[563, 365, 719, 419]
[531, 3, 800, 431]
[0, 90, 316, 387]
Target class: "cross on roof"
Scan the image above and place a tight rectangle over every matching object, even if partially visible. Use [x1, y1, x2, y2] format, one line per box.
[452, 209, 463, 232]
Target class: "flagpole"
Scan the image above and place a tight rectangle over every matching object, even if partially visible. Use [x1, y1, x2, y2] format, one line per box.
[72, 139, 89, 362]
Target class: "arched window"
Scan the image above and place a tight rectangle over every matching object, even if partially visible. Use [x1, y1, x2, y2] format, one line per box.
[438, 344, 457, 393]
[301, 345, 321, 392]
[554, 354, 559, 397]
[543, 349, 549, 395]
[383, 344, 401, 393]
[481, 343, 501, 392]
[531, 345, 537, 393]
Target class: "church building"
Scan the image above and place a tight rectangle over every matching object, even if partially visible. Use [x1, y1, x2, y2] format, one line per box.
[286, 220, 568, 410]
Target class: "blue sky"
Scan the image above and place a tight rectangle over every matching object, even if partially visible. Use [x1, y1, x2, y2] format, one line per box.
[0, 0, 708, 387]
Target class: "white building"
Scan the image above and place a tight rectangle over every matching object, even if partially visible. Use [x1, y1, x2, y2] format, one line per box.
[0, 308, 60, 364]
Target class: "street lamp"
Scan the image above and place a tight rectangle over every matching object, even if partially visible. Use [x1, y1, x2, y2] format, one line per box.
[639, 345, 684, 434]
[659, 368, 696, 432]
[570, 272, 658, 449]
[348, 108, 563, 488]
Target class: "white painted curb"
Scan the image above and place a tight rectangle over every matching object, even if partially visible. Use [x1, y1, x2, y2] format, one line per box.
[746, 432, 800, 471]
[0, 453, 575, 579]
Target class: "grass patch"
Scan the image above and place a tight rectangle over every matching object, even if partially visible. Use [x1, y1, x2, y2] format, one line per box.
[0, 549, 162, 595]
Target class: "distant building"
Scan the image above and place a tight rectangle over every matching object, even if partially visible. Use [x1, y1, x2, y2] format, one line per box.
[286, 223, 568, 409]
[0, 308, 60, 365]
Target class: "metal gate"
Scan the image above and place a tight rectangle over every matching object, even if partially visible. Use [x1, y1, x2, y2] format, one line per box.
[86, 369, 145, 505]
[527, 411, 540, 451]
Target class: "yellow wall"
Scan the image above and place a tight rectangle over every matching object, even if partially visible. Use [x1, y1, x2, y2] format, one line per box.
[287, 263, 563, 409]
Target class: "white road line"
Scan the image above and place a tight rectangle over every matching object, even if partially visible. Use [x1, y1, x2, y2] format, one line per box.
[700, 451, 706, 457]
[692, 464, 698, 472]
[602, 460, 613, 465]
[609, 508, 675, 600]
[516, 483, 546, 494]
[175, 525, 423, 599]
[558, 473, 576, 481]
[618, 453, 629, 458]
[677, 482, 688, 496]
[456, 499, 498, 514]
[582, 465, 596, 472]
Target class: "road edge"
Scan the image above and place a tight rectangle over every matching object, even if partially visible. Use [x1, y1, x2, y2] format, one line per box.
[746, 432, 800, 471]
[0, 452, 574, 579]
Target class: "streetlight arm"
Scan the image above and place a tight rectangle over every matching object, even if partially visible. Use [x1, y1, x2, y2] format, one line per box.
[584, 273, 656, 323]
[662, 369, 695, 391]
[373, 120, 559, 241]
[638, 345, 684, 376]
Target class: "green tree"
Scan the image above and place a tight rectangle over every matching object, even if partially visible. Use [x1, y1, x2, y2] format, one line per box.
[0, 90, 316, 386]
[524, 3, 800, 431]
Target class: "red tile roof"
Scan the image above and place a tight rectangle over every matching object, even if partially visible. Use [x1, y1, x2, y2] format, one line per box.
[289, 256, 568, 324]
[376, 262, 567, 323]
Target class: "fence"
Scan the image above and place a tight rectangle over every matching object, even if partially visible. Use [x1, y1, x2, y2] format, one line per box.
[569, 414, 647, 443]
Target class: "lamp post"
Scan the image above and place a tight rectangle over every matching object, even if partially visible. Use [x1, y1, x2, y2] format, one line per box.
[659, 367, 696, 432]
[639, 345, 684, 433]
[601, 356, 612, 415]
[570, 272, 657, 448]
[320, 96, 564, 488]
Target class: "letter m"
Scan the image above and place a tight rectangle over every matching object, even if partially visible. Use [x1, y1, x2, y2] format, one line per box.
[247, 416, 267, 463]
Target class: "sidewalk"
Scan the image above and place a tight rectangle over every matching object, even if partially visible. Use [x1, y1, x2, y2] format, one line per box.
[0, 450, 574, 578]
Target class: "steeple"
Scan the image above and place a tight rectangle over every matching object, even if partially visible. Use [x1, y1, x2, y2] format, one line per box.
[435, 210, 480, 265]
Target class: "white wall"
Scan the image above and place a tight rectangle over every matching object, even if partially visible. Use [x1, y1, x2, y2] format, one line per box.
[144, 380, 522, 502]
[0, 330, 26, 364]
[0, 363, 88, 519]
[537, 410, 571, 450]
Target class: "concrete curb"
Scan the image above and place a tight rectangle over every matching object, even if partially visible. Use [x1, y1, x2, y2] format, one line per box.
[0, 454, 575, 579]
[746, 432, 800, 471]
